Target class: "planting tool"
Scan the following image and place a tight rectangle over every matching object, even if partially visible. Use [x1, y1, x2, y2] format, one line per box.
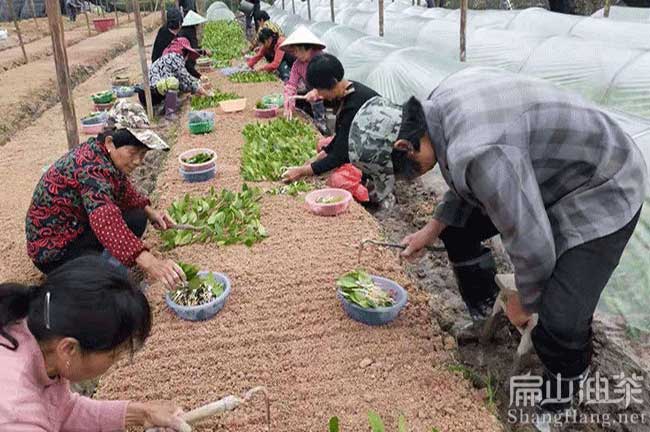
[358, 239, 446, 262]
[170, 223, 204, 232]
[145, 386, 270, 432]
[286, 95, 307, 121]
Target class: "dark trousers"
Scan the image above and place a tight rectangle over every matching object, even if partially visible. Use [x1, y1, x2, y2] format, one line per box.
[36, 208, 148, 274]
[136, 87, 166, 107]
[439, 207, 641, 377]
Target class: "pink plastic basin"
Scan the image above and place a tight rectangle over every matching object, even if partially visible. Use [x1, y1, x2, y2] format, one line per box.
[81, 122, 105, 135]
[93, 18, 115, 32]
[178, 148, 217, 172]
[254, 106, 279, 119]
[305, 188, 352, 216]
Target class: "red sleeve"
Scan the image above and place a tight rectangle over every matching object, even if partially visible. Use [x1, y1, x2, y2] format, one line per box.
[263, 44, 285, 72]
[247, 47, 265, 68]
[89, 204, 147, 267]
[119, 179, 151, 209]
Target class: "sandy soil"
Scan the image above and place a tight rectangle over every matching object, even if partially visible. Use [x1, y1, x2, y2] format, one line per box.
[0, 14, 91, 52]
[91, 72, 502, 431]
[0, 12, 159, 146]
[1, 12, 140, 72]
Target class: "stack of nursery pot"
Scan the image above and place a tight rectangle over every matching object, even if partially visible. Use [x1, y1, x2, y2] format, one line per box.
[178, 148, 217, 183]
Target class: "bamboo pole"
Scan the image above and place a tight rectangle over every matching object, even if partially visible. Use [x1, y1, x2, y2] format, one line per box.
[114, 0, 120, 25]
[460, 0, 467, 62]
[28, 0, 41, 33]
[603, 0, 611, 17]
[330, 0, 334, 21]
[306, 0, 311, 20]
[133, 0, 154, 119]
[84, 10, 92, 35]
[7, 0, 28, 64]
[44, 0, 79, 149]
[281, 0, 285, 10]
[291, 0, 295, 14]
[378, 0, 384, 37]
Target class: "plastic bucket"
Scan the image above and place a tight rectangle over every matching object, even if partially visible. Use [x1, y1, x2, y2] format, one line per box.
[165, 272, 232, 321]
[305, 188, 352, 216]
[179, 165, 216, 183]
[337, 275, 408, 326]
[239, 0, 254, 14]
[93, 18, 116, 32]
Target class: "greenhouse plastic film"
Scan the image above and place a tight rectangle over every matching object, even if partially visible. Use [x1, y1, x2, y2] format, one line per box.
[463, 29, 544, 72]
[309, 21, 338, 38]
[605, 53, 650, 119]
[570, 18, 650, 51]
[416, 20, 465, 58]
[339, 36, 400, 83]
[443, 8, 518, 29]
[206, 2, 235, 21]
[367, 13, 432, 45]
[592, 6, 650, 22]
[506, 8, 583, 36]
[321, 26, 367, 57]
[520, 37, 641, 105]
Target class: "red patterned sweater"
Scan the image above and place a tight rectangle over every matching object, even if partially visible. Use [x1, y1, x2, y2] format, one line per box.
[26, 138, 150, 268]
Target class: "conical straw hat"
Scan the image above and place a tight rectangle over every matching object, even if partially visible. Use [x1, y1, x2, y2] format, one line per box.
[182, 10, 208, 27]
[279, 26, 326, 51]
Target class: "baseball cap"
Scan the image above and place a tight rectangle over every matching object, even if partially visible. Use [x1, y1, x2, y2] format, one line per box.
[107, 100, 169, 151]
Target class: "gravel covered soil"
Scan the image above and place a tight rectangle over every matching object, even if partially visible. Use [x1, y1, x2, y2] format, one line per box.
[96, 72, 502, 431]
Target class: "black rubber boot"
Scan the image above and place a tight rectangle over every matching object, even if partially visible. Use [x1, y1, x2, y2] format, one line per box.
[452, 252, 500, 321]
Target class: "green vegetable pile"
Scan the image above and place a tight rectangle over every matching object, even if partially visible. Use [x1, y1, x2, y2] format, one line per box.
[182, 152, 214, 165]
[190, 90, 241, 110]
[336, 270, 395, 309]
[161, 185, 267, 249]
[170, 262, 225, 307]
[229, 71, 278, 83]
[202, 21, 247, 67]
[241, 118, 317, 181]
[91, 91, 114, 104]
[266, 180, 313, 197]
[316, 195, 344, 204]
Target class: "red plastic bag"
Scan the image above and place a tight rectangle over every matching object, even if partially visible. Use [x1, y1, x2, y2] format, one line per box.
[327, 164, 369, 202]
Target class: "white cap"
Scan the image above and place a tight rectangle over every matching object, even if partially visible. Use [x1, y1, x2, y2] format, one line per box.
[182, 10, 207, 27]
[279, 26, 326, 51]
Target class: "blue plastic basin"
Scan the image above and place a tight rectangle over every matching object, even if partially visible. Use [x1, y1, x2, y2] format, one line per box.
[337, 275, 408, 326]
[165, 272, 232, 321]
[179, 165, 216, 183]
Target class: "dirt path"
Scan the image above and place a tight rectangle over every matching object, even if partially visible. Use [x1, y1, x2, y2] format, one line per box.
[88, 72, 502, 431]
[1, 12, 137, 72]
[0, 12, 159, 146]
[0, 14, 91, 52]
[0, 33, 155, 283]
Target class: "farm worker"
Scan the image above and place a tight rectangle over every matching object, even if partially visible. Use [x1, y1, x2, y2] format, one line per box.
[178, 0, 197, 16]
[244, 0, 262, 36]
[178, 10, 211, 79]
[0, 256, 190, 432]
[247, 10, 283, 52]
[281, 54, 379, 183]
[279, 26, 328, 131]
[152, 7, 183, 63]
[246, 28, 295, 82]
[346, 68, 647, 411]
[26, 101, 187, 291]
[65, 0, 82, 22]
[140, 38, 212, 116]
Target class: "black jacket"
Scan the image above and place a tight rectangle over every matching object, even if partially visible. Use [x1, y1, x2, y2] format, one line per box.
[151, 27, 176, 63]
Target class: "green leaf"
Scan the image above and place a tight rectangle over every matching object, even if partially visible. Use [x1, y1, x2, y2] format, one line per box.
[328, 417, 340, 432]
[367, 411, 384, 432]
[398, 415, 407, 432]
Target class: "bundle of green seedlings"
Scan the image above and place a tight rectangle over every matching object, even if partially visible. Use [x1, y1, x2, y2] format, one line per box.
[91, 91, 114, 104]
[202, 21, 247, 67]
[241, 118, 317, 181]
[229, 71, 278, 84]
[316, 195, 345, 204]
[169, 262, 225, 307]
[182, 152, 214, 165]
[329, 412, 439, 432]
[266, 180, 313, 197]
[336, 270, 395, 309]
[161, 185, 267, 249]
[190, 90, 241, 110]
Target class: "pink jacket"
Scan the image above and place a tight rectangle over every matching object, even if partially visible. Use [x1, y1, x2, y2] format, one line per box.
[284, 49, 323, 111]
[0, 321, 128, 431]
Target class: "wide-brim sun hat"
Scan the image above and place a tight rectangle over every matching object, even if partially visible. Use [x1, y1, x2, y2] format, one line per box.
[107, 100, 169, 151]
[182, 10, 207, 27]
[163, 37, 201, 60]
[279, 25, 326, 51]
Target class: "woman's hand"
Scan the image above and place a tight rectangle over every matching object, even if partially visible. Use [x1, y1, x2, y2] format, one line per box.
[281, 165, 312, 183]
[304, 89, 321, 103]
[136, 251, 186, 291]
[506, 294, 532, 328]
[126, 401, 191, 432]
[145, 206, 176, 231]
[400, 219, 447, 260]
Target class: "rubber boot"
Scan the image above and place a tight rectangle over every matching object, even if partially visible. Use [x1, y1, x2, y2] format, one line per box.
[451, 251, 499, 321]
[164, 90, 178, 120]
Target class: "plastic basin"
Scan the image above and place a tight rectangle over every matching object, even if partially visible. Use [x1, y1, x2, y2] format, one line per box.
[81, 111, 108, 125]
[178, 148, 217, 172]
[113, 86, 135, 98]
[220, 98, 247, 113]
[93, 18, 115, 32]
[254, 106, 279, 118]
[94, 101, 115, 111]
[81, 123, 106, 135]
[305, 188, 352, 216]
[179, 165, 216, 183]
[165, 272, 232, 321]
[337, 275, 408, 326]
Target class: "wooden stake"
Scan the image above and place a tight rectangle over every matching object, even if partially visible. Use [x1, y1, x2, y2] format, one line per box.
[281, 0, 285, 10]
[133, 0, 154, 119]
[7, 0, 28, 64]
[460, 0, 467, 62]
[160, 0, 165, 24]
[84, 10, 92, 35]
[604, 0, 611, 17]
[114, 0, 120, 25]
[378, 0, 384, 37]
[306, 0, 311, 20]
[44, 0, 79, 149]
[330, 0, 334, 22]
[291, 0, 295, 14]
[28, 0, 41, 33]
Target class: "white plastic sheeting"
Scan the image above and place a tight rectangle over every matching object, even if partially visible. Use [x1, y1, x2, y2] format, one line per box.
[592, 5, 650, 21]
[265, 4, 650, 332]
[206, 1, 235, 21]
